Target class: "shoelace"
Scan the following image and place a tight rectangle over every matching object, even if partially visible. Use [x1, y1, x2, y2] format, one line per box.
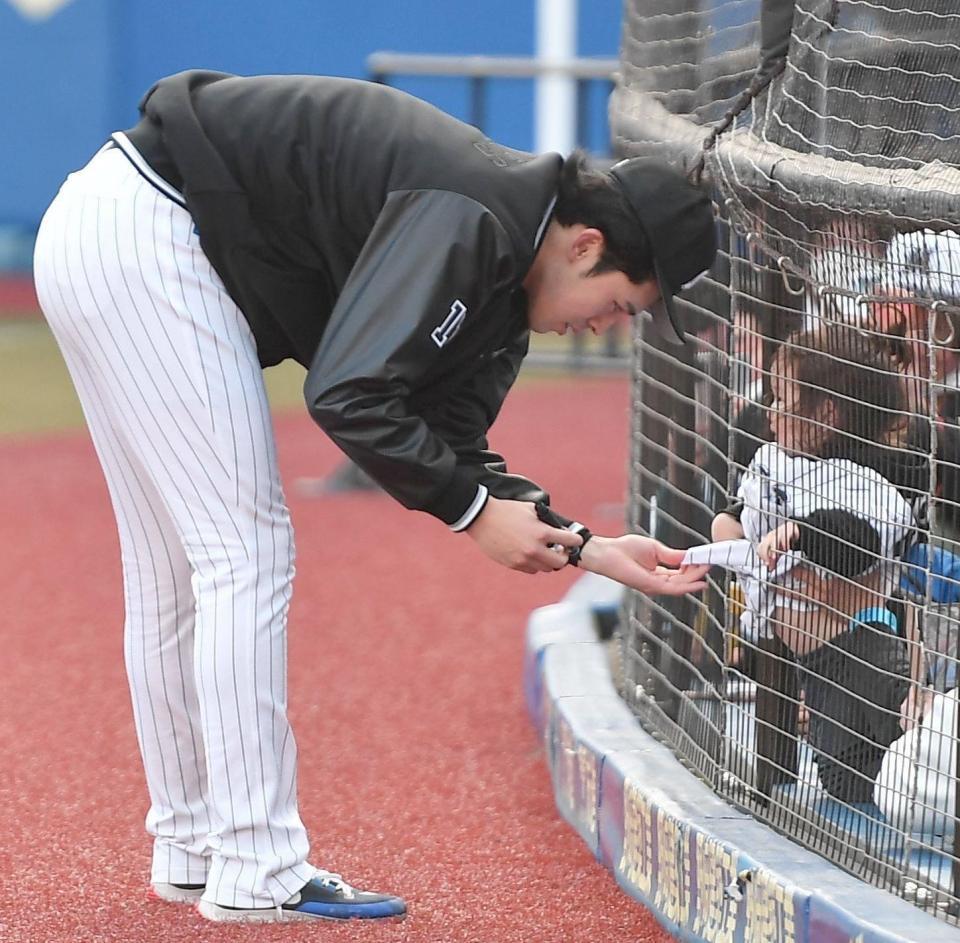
[314, 869, 356, 899]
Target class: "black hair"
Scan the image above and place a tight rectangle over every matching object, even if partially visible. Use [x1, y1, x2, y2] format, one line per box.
[792, 509, 882, 580]
[552, 150, 656, 285]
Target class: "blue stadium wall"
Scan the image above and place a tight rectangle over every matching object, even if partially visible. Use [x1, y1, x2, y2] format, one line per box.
[0, 0, 620, 245]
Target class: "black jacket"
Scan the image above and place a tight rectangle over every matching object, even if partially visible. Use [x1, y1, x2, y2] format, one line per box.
[798, 620, 909, 803]
[118, 70, 565, 528]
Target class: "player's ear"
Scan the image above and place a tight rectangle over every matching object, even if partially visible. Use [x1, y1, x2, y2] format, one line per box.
[568, 227, 605, 264]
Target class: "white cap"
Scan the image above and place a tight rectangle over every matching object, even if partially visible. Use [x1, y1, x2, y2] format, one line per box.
[883, 229, 960, 304]
[740, 443, 915, 581]
[775, 457, 914, 581]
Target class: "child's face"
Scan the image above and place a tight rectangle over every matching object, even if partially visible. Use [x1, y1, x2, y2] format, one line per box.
[769, 360, 831, 455]
[789, 562, 887, 614]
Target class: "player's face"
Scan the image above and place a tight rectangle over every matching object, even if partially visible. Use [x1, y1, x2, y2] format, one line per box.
[526, 228, 661, 336]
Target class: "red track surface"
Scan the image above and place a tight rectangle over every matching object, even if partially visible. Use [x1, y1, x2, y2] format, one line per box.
[0, 376, 673, 943]
[0, 276, 38, 315]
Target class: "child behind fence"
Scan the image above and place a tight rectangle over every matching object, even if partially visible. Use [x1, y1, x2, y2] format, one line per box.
[712, 324, 918, 802]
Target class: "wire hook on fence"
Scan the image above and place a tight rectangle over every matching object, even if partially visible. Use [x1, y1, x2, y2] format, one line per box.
[932, 300, 957, 346]
[777, 256, 807, 296]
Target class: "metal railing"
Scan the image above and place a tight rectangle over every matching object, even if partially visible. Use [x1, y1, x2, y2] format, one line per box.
[367, 52, 618, 149]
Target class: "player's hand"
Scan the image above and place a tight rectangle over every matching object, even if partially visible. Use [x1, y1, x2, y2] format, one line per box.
[758, 521, 800, 570]
[577, 535, 709, 596]
[465, 496, 582, 573]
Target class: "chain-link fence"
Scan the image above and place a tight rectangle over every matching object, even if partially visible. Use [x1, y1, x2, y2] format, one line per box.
[613, 0, 960, 922]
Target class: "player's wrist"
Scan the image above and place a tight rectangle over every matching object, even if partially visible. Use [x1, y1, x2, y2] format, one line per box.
[577, 533, 606, 570]
[450, 484, 490, 532]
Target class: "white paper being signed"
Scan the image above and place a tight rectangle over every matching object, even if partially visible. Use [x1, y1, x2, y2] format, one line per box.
[682, 538, 805, 582]
[682, 539, 758, 575]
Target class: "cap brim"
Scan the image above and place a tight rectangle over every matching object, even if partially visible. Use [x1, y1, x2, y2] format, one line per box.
[647, 262, 685, 345]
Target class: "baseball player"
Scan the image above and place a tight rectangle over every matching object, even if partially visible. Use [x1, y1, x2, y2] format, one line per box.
[32, 70, 716, 924]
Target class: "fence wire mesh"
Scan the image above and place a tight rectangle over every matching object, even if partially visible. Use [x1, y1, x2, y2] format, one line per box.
[613, 0, 960, 923]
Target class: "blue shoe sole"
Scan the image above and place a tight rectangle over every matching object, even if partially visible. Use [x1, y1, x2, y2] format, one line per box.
[197, 899, 407, 923]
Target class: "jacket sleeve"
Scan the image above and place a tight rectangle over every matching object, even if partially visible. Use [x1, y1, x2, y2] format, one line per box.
[415, 328, 568, 522]
[304, 187, 521, 527]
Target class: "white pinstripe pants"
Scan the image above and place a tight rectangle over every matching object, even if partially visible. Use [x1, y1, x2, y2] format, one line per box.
[33, 146, 315, 908]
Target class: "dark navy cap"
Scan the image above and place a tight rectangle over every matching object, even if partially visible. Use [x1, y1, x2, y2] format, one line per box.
[608, 158, 718, 344]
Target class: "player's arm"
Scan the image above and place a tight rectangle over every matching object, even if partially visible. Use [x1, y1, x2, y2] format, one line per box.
[419, 337, 707, 591]
[305, 188, 515, 523]
[304, 189, 579, 572]
[577, 536, 709, 596]
[505, 500, 708, 594]
[415, 326, 557, 504]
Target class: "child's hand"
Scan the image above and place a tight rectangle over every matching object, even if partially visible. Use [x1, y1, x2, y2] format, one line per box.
[711, 512, 745, 542]
[758, 521, 800, 570]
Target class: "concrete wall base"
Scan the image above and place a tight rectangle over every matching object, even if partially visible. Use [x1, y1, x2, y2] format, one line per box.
[524, 573, 960, 942]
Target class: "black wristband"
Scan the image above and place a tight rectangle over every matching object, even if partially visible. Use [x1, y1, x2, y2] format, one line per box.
[535, 501, 592, 567]
[566, 524, 593, 567]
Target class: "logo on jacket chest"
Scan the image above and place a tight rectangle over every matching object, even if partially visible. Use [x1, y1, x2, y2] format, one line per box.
[431, 299, 467, 348]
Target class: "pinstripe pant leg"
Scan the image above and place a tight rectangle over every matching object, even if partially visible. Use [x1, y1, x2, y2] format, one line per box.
[33, 148, 314, 908]
[51, 329, 215, 886]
